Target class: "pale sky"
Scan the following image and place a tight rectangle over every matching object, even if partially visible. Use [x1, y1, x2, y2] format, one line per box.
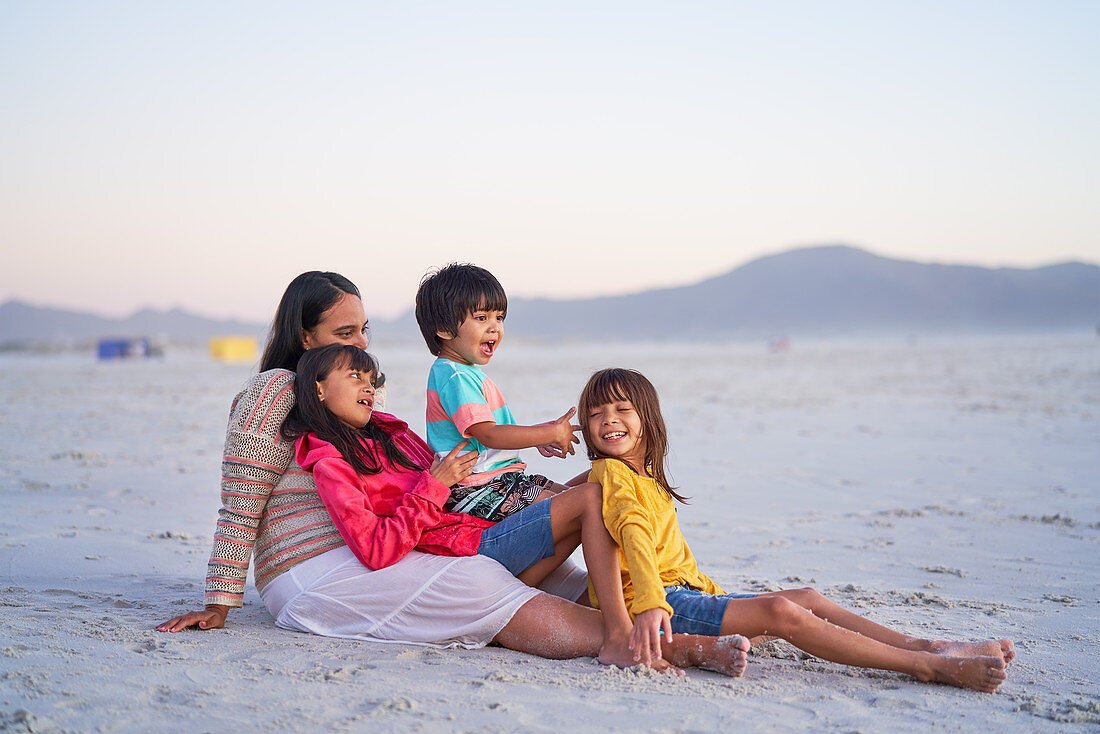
[2, 1, 1097, 321]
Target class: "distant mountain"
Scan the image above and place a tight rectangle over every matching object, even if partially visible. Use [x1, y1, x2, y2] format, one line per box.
[381, 245, 1100, 341]
[5, 245, 1099, 348]
[0, 300, 266, 347]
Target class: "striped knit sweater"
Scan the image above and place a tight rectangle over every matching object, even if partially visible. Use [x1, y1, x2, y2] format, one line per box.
[205, 369, 346, 607]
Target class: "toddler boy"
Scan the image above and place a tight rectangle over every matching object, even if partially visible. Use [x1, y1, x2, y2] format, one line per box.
[415, 263, 580, 522]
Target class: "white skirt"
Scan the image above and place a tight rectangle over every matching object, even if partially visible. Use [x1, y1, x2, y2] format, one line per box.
[260, 546, 588, 649]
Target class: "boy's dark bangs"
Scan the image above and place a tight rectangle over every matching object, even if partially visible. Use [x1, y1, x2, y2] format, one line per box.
[472, 280, 508, 314]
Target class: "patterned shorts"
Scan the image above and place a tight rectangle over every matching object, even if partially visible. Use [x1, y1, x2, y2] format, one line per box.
[445, 471, 553, 522]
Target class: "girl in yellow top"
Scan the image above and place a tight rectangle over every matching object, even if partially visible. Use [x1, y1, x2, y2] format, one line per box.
[578, 368, 1015, 694]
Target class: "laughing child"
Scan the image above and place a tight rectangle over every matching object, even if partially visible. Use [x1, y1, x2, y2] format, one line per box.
[414, 263, 580, 522]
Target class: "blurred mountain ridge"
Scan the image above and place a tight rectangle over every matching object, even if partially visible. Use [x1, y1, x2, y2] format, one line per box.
[387, 244, 1100, 341]
[0, 300, 267, 348]
[4, 245, 1099, 348]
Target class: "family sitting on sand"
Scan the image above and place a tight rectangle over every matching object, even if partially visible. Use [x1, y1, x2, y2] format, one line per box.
[159, 267, 1013, 692]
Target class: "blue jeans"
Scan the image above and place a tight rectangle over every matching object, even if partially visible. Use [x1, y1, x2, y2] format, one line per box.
[664, 585, 758, 635]
[477, 498, 554, 576]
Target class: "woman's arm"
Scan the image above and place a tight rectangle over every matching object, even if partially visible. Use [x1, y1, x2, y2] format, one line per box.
[205, 371, 297, 607]
[159, 370, 297, 632]
[312, 455, 455, 570]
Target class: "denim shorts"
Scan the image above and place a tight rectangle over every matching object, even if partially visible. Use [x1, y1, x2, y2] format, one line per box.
[664, 585, 759, 636]
[477, 498, 555, 576]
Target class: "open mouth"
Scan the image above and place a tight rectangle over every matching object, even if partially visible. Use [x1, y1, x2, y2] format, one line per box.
[358, 399, 373, 408]
[480, 340, 496, 357]
[601, 431, 627, 441]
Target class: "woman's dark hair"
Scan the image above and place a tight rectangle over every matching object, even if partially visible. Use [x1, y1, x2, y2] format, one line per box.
[283, 344, 423, 476]
[414, 263, 508, 356]
[260, 271, 361, 372]
[578, 368, 689, 504]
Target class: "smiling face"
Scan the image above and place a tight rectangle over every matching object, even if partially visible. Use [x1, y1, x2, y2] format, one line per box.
[302, 292, 370, 351]
[586, 398, 647, 474]
[316, 360, 377, 429]
[435, 306, 504, 366]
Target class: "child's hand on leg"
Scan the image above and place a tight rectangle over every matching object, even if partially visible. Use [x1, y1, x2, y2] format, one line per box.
[630, 607, 673, 665]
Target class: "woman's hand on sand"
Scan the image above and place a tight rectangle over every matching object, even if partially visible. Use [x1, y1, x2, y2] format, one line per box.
[430, 441, 478, 487]
[630, 607, 673, 665]
[157, 604, 229, 633]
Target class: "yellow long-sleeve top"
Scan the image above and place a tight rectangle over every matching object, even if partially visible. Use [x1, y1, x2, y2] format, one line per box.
[588, 458, 724, 618]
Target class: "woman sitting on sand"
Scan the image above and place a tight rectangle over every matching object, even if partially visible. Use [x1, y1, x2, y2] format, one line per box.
[158, 271, 748, 676]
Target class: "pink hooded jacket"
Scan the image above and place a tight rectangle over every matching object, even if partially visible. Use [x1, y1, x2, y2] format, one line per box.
[295, 412, 493, 570]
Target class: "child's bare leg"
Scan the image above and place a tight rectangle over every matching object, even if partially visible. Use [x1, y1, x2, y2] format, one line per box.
[527, 483, 678, 672]
[762, 588, 1014, 663]
[720, 597, 1007, 693]
[662, 633, 751, 678]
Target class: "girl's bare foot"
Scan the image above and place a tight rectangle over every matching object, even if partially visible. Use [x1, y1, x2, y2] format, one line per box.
[925, 654, 1007, 693]
[931, 639, 1015, 665]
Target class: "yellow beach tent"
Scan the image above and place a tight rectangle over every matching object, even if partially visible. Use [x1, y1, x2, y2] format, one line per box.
[209, 335, 258, 364]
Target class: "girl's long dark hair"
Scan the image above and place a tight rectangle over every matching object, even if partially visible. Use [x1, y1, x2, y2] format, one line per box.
[261, 271, 361, 372]
[283, 344, 423, 476]
[578, 368, 689, 504]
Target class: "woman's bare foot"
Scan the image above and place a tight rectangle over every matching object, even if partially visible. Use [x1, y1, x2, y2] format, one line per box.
[925, 654, 1007, 693]
[930, 639, 1015, 665]
[598, 638, 684, 675]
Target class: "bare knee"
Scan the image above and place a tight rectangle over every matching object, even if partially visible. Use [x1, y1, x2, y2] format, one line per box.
[575, 481, 601, 500]
[548, 483, 600, 533]
[575, 482, 604, 517]
[781, 587, 825, 609]
[760, 596, 811, 636]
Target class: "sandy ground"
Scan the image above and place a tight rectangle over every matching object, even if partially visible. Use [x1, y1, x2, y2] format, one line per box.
[2, 335, 1097, 732]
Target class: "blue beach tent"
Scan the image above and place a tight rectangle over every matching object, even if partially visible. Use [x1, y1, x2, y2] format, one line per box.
[96, 338, 151, 360]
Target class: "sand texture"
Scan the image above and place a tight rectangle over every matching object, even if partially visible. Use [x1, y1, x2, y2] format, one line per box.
[1, 336, 1097, 732]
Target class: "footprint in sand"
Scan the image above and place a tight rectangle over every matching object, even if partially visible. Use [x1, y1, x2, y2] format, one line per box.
[367, 697, 419, 717]
[129, 639, 168, 655]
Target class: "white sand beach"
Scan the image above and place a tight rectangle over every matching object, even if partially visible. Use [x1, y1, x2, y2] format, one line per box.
[2, 335, 1097, 732]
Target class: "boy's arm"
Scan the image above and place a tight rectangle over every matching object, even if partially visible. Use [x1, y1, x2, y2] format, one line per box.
[466, 407, 580, 455]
